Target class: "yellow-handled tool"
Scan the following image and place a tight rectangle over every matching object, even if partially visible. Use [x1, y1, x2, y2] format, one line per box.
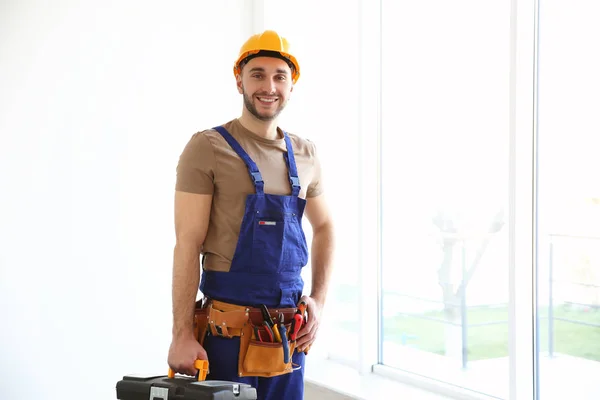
[260, 304, 282, 342]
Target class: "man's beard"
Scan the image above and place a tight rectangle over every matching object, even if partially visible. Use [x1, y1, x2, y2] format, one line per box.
[243, 90, 286, 121]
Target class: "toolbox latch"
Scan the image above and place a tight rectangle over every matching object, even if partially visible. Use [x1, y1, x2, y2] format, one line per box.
[233, 384, 240, 395]
[149, 386, 169, 400]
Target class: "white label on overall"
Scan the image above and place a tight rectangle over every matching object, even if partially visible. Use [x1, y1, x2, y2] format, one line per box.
[259, 221, 277, 226]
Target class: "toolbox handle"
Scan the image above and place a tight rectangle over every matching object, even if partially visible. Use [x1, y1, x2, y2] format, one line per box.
[167, 359, 209, 381]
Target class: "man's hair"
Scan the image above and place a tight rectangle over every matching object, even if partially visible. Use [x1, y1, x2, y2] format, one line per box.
[239, 50, 296, 75]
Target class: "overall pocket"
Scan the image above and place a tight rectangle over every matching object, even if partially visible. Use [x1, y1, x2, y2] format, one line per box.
[238, 321, 297, 377]
[281, 215, 308, 268]
[251, 212, 286, 272]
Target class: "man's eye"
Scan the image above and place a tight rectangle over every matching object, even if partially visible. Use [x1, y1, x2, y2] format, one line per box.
[277, 76, 286, 81]
[252, 74, 263, 79]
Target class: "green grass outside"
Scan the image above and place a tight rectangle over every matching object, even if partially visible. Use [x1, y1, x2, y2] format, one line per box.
[340, 305, 600, 361]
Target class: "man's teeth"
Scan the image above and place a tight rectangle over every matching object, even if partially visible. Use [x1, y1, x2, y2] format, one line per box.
[258, 97, 277, 103]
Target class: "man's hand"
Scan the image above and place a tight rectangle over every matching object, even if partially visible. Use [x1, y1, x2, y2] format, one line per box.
[167, 336, 208, 376]
[295, 295, 322, 353]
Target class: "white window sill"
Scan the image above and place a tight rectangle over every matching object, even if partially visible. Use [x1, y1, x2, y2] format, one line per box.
[304, 355, 498, 400]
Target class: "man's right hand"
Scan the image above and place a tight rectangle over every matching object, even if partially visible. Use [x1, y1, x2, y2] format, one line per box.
[167, 336, 208, 376]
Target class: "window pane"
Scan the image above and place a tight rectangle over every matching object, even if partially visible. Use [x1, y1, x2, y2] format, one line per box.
[536, 1, 600, 399]
[262, 1, 361, 365]
[380, 1, 511, 397]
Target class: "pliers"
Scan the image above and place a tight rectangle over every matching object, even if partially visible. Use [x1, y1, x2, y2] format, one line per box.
[277, 313, 290, 363]
[260, 304, 281, 342]
[262, 322, 274, 342]
[253, 325, 262, 342]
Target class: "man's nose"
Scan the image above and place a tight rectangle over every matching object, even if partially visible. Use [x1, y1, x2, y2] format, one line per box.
[261, 79, 276, 94]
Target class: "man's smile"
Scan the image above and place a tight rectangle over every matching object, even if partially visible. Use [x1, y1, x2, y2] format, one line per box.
[256, 96, 278, 105]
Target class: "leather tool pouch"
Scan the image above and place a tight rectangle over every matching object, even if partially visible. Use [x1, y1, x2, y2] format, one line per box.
[205, 301, 249, 338]
[238, 320, 297, 378]
[193, 300, 210, 346]
[204, 300, 299, 378]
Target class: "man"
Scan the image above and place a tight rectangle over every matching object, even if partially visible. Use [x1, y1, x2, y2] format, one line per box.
[167, 30, 335, 399]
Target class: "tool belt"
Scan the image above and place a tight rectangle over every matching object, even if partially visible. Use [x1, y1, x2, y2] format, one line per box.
[193, 298, 303, 378]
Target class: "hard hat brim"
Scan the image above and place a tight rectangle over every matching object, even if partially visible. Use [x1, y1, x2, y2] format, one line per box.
[234, 50, 300, 84]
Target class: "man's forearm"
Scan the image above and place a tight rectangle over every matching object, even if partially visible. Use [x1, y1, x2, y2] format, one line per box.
[172, 242, 201, 339]
[309, 222, 335, 307]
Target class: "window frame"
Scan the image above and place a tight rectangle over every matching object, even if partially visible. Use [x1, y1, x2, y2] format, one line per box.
[363, 0, 539, 399]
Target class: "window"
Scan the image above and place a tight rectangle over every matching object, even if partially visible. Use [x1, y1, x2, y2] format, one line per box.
[536, 1, 600, 398]
[380, 1, 511, 397]
[261, 0, 362, 365]
[255, 1, 600, 399]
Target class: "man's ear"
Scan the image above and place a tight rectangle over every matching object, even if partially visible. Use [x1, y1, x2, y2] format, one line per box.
[236, 74, 243, 94]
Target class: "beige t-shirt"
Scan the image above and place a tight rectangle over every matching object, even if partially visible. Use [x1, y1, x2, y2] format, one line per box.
[175, 118, 323, 272]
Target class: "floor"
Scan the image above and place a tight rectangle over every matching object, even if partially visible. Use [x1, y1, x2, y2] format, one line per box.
[305, 382, 360, 400]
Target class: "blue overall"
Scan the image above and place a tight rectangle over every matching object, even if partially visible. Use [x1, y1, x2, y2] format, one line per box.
[199, 126, 308, 400]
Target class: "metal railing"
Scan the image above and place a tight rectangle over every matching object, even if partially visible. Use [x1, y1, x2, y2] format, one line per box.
[390, 292, 508, 369]
[547, 234, 600, 357]
[388, 234, 600, 368]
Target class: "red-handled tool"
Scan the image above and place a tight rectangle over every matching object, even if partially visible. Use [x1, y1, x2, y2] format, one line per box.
[297, 301, 308, 329]
[262, 321, 274, 342]
[295, 300, 311, 354]
[253, 325, 262, 342]
[290, 313, 303, 341]
[297, 301, 307, 318]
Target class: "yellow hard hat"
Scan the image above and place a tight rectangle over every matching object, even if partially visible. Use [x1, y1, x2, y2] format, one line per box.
[233, 30, 300, 84]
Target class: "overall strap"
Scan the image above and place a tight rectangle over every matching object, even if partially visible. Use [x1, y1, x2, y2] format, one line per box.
[283, 132, 301, 197]
[213, 126, 264, 194]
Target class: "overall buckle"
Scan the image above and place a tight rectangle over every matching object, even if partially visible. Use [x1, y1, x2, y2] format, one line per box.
[251, 172, 263, 184]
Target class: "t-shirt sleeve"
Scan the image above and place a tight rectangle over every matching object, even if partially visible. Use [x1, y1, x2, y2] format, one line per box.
[175, 132, 216, 194]
[306, 141, 324, 198]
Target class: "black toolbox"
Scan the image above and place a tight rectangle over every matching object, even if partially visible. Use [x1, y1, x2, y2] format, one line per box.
[115, 375, 258, 400]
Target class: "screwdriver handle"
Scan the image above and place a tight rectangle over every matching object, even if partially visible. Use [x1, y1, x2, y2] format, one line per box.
[272, 322, 282, 343]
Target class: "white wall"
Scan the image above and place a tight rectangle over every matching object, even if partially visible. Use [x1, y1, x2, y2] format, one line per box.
[0, 2, 250, 399]
[258, 0, 364, 366]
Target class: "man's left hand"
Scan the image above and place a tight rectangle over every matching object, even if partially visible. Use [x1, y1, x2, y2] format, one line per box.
[295, 295, 322, 353]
